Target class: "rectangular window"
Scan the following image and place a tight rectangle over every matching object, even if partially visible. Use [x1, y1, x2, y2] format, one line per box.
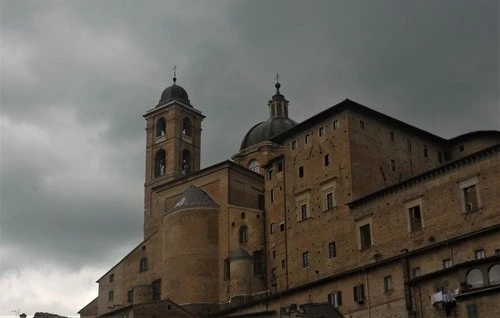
[423, 145, 428, 158]
[409, 205, 423, 232]
[467, 304, 478, 318]
[302, 252, 309, 268]
[412, 267, 421, 278]
[281, 259, 286, 268]
[305, 133, 311, 144]
[298, 166, 304, 178]
[277, 161, 283, 172]
[359, 224, 372, 249]
[300, 204, 309, 220]
[324, 154, 330, 166]
[328, 242, 336, 259]
[406, 139, 412, 152]
[109, 274, 114, 283]
[463, 185, 479, 212]
[267, 169, 273, 180]
[319, 126, 325, 136]
[127, 290, 134, 302]
[459, 144, 464, 152]
[390, 159, 396, 172]
[359, 120, 366, 129]
[353, 284, 365, 303]
[108, 290, 114, 301]
[326, 192, 334, 210]
[280, 223, 285, 232]
[152, 279, 161, 300]
[270, 223, 275, 234]
[384, 276, 393, 292]
[253, 250, 265, 274]
[460, 176, 481, 213]
[438, 151, 443, 163]
[271, 267, 277, 278]
[389, 131, 394, 141]
[291, 140, 297, 150]
[224, 259, 230, 280]
[475, 249, 485, 260]
[272, 249, 276, 259]
[333, 120, 340, 130]
[328, 291, 342, 307]
[270, 189, 274, 203]
[443, 258, 452, 269]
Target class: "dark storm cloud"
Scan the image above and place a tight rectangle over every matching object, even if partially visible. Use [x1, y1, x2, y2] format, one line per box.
[0, 0, 498, 315]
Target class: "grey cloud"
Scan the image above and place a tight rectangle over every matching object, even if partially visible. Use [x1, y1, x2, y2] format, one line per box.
[0, 0, 498, 315]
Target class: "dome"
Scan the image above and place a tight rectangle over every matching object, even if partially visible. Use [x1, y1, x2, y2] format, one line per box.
[239, 79, 297, 150]
[158, 83, 191, 107]
[231, 248, 252, 260]
[240, 117, 297, 150]
[166, 185, 219, 215]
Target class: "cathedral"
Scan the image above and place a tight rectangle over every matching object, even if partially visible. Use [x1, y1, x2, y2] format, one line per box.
[78, 76, 500, 318]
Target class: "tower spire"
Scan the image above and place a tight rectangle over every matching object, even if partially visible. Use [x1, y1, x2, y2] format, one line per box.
[173, 65, 177, 84]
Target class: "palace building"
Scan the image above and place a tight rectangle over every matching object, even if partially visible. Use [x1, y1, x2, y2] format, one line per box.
[79, 76, 500, 318]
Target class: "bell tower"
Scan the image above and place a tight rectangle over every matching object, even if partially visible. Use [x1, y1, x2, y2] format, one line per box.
[142, 73, 204, 238]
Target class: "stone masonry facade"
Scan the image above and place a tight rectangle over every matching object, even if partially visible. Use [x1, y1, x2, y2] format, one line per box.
[79, 80, 500, 318]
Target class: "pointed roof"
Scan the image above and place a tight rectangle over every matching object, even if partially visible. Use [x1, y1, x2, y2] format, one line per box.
[167, 185, 219, 214]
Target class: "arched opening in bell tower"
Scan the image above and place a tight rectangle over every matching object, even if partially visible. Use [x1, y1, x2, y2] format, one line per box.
[182, 117, 192, 137]
[182, 149, 191, 175]
[155, 117, 166, 137]
[154, 149, 167, 177]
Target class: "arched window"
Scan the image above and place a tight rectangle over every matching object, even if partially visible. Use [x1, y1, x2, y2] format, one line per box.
[156, 117, 166, 137]
[182, 117, 192, 137]
[154, 149, 166, 177]
[466, 268, 484, 288]
[181, 149, 191, 175]
[239, 225, 248, 244]
[139, 257, 148, 272]
[489, 264, 500, 285]
[247, 160, 260, 173]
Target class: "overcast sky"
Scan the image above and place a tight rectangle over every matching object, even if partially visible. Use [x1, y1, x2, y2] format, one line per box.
[1, 0, 498, 316]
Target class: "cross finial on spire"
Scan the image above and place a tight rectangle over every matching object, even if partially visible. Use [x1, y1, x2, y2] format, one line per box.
[173, 65, 177, 84]
[275, 72, 280, 83]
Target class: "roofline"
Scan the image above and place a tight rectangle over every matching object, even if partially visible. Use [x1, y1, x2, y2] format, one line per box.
[271, 98, 447, 144]
[347, 144, 500, 208]
[150, 160, 263, 192]
[143, 100, 205, 118]
[78, 297, 98, 314]
[449, 130, 500, 142]
[213, 224, 499, 316]
[96, 231, 158, 282]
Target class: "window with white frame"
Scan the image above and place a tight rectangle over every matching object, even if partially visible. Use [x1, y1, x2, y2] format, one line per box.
[305, 133, 311, 144]
[247, 159, 260, 173]
[353, 284, 365, 303]
[475, 249, 485, 260]
[405, 197, 424, 233]
[295, 192, 310, 221]
[333, 120, 340, 130]
[409, 205, 423, 232]
[459, 176, 481, 212]
[328, 291, 342, 307]
[443, 258, 452, 269]
[384, 276, 393, 292]
[322, 180, 336, 211]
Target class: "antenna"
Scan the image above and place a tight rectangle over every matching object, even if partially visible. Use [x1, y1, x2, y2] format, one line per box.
[173, 65, 177, 84]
